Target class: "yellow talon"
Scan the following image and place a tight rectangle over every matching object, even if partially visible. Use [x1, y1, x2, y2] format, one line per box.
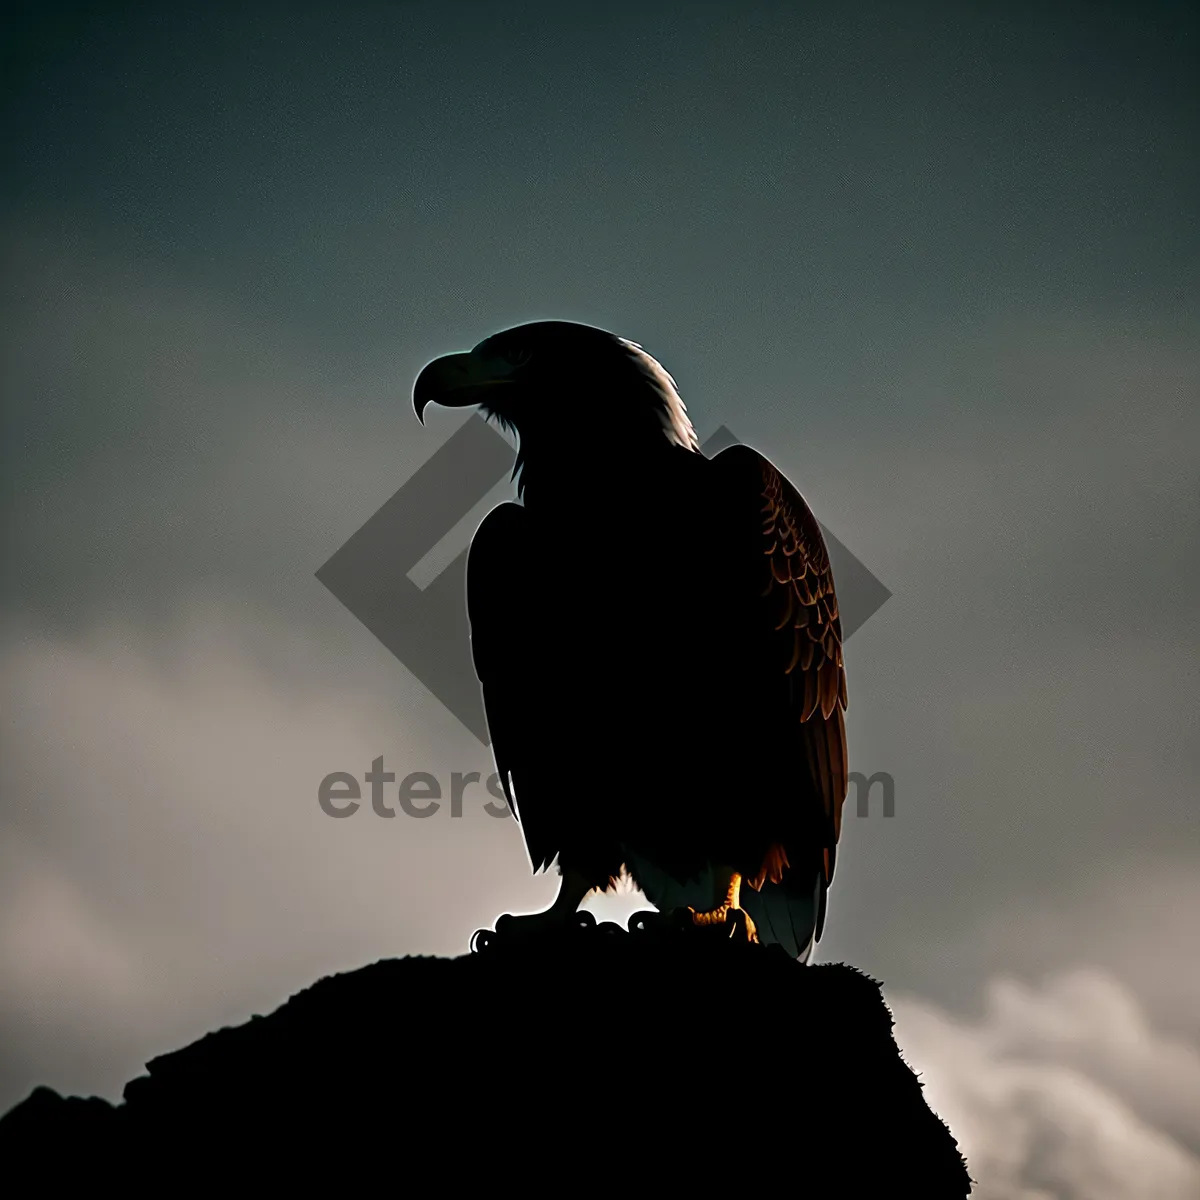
[689, 872, 758, 942]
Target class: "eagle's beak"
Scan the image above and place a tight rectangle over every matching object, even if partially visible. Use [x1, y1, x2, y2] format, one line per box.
[413, 350, 520, 425]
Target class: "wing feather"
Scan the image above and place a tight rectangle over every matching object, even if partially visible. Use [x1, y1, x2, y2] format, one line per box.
[712, 445, 849, 913]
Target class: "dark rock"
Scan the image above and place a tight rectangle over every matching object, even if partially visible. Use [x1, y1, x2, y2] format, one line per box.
[0, 915, 973, 1192]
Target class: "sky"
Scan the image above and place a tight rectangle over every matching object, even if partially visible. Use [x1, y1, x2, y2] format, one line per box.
[2, 2, 1197, 1194]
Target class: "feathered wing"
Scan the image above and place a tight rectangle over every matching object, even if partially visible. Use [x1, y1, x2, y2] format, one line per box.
[711, 444, 849, 951]
[466, 502, 560, 873]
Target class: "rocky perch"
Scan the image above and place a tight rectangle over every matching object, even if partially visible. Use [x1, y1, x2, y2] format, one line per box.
[0, 910, 972, 1191]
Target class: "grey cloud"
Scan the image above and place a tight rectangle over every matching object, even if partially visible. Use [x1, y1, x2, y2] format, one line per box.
[0, 602, 555, 1112]
[891, 970, 1200, 1198]
[948, 862, 1200, 1052]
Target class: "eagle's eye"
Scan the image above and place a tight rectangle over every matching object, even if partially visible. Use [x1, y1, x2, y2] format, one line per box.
[473, 336, 531, 369]
[499, 345, 530, 368]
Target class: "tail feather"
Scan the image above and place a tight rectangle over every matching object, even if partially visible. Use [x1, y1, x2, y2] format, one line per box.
[740, 873, 821, 962]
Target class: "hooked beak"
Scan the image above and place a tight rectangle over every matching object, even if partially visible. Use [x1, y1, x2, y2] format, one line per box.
[413, 350, 520, 425]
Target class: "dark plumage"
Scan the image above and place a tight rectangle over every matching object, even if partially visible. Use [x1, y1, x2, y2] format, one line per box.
[413, 321, 848, 959]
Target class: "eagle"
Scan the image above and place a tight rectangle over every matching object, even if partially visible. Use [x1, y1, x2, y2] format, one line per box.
[414, 321, 848, 960]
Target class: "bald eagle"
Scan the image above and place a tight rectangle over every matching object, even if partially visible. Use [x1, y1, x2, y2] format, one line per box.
[414, 322, 848, 960]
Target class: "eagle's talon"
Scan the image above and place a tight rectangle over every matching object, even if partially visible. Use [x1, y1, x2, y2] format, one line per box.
[628, 909, 664, 933]
[687, 903, 758, 942]
[688, 873, 759, 943]
[726, 907, 758, 942]
[488, 906, 593, 943]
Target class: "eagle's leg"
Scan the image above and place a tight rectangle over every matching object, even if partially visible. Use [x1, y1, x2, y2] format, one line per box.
[547, 864, 603, 917]
[689, 869, 758, 942]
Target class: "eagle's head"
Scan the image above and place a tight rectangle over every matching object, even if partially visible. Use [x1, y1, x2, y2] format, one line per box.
[413, 321, 698, 495]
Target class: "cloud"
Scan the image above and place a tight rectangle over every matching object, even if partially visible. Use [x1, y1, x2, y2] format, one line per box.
[0, 600, 568, 1112]
[891, 970, 1200, 1199]
[0, 838, 154, 1023]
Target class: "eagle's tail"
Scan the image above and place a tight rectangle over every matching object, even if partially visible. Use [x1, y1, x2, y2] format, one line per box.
[739, 872, 822, 962]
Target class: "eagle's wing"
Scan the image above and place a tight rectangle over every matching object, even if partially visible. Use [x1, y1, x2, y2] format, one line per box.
[711, 444, 849, 940]
[466, 501, 560, 873]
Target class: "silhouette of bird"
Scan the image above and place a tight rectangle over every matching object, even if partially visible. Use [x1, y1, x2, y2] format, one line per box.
[414, 322, 848, 959]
